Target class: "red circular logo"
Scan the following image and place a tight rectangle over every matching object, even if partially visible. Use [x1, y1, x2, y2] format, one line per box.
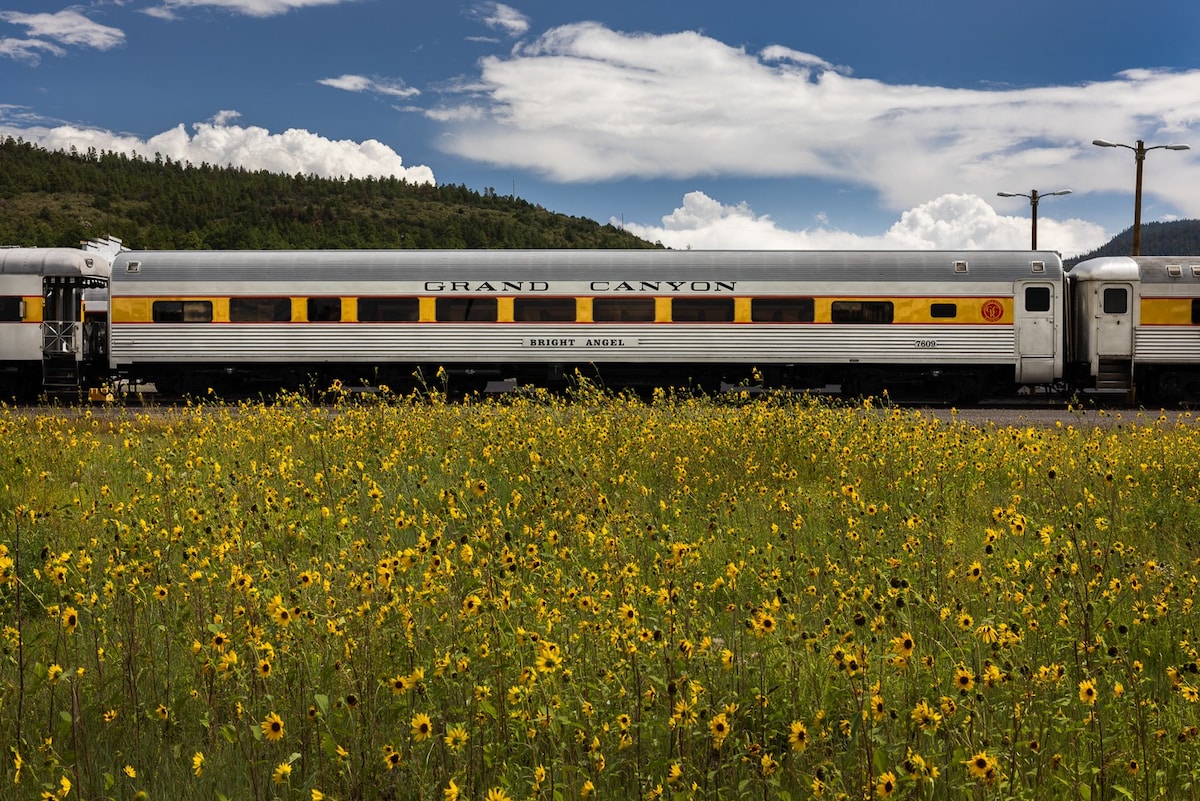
[981, 299, 1004, 322]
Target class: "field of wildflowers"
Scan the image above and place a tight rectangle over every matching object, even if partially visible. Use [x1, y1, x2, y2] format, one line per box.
[4, 386, 1200, 801]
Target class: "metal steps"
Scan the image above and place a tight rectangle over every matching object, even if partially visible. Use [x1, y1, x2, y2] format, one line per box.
[1096, 359, 1132, 392]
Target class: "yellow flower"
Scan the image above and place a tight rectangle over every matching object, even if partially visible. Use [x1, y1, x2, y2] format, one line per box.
[444, 779, 460, 801]
[411, 712, 433, 742]
[485, 788, 513, 801]
[911, 700, 942, 732]
[709, 712, 730, 746]
[964, 751, 998, 784]
[443, 724, 469, 752]
[271, 762, 292, 785]
[788, 720, 808, 752]
[192, 752, 204, 776]
[261, 711, 285, 742]
[61, 607, 79, 634]
[123, 765, 137, 779]
[1079, 678, 1098, 705]
[875, 770, 897, 798]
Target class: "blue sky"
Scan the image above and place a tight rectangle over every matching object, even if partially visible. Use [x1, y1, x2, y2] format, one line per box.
[2, 0, 1199, 256]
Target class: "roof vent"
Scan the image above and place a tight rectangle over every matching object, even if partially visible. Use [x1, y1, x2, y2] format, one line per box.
[1168, 264, 1183, 277]
[1030, 261, 1045, 273]
[126, 260, 141, 273]
[953, 260, 968, 273]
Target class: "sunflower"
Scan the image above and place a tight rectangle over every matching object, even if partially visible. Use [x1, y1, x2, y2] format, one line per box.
[787, 720, 808, 752]
[411, 712, 433, 742]
[443, 724, 469, 752]
[875, 770, 897, 798]
[709, 712, 730, 746]
[261, 712, 285, 742]
[911, 700, 942, 732]
[964, 751, 998, 783]
[271, 762, 291, 785]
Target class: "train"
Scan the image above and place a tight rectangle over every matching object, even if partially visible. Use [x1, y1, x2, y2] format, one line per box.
[3, 240, 1200, 404]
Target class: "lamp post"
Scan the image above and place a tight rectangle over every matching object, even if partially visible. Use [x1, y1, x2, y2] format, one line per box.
[1093, 138, 1190, 256]
[997, 189, 1071, 250]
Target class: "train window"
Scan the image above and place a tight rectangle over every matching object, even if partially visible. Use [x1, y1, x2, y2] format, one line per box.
[831, 301, 894, 324]
[1193, 300, 1200, 325]
[152, 300, 213, 323]
[358, 297, 419, 322]
[672, 298, 735, 323]
[1024, 287, 1052, 313]
[436, 297, 498, 322]
[1102, 287, 1128, 314]
[513, 297, 576, 322]
[930, 303, 958, 319]
[751, 298, 814, 323]
[307, 297, 341, 322]
[592, 298, 656, 322]
[230, 297, 292, 323]
[0, 296, 22, 321]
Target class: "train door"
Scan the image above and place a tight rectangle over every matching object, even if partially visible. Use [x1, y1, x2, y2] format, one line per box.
[41, 275, 105, 389]
[1014, 280, 1059, 383]
[1092, 282, 1134, 390]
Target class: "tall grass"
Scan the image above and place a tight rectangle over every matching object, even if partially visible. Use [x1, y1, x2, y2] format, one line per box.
[3, 388, 1200, 800]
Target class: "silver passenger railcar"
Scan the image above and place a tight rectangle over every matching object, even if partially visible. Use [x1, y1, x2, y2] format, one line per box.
[108, 249, 1064, 400]
[1068, 255, 1200, 403]
[0, 246, 111, 399]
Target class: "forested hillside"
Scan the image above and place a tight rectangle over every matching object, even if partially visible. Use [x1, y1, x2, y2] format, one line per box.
[1065, 219, 1200, 266]
[0, 137, 658, 250]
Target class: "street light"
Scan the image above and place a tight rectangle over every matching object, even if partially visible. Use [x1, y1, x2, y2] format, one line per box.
[1093, 138, 1191, 256]
[996, 189, 1071, 250]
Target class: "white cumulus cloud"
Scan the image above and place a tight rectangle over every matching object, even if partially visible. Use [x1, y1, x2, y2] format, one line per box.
[619, 191, 1107, 257]
[0, 114, 435, 184]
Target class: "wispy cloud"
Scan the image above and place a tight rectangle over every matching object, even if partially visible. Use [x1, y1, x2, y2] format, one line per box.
[0, 9, 124, 63]
[144, 0, 360, 20]
[318, 74, 420, 100]
[469, 2, 529, 38]
[430, 22, 1200, 222]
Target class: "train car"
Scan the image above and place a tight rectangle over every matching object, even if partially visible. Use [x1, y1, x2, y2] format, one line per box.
[107, 249, 1064, 401]
[1068, 255, 1200, 403]
[0, 246, 112, 399]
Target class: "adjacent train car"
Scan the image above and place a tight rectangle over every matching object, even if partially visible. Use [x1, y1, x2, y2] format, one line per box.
[0, 246, 111, 399]
[1068, 255, 1200, 403]
[108, 249, 1064, 401]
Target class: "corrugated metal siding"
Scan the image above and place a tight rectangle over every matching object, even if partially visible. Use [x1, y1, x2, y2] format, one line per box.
[111, 324, 1016, 365]
[1134, 328, 1200, 362]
